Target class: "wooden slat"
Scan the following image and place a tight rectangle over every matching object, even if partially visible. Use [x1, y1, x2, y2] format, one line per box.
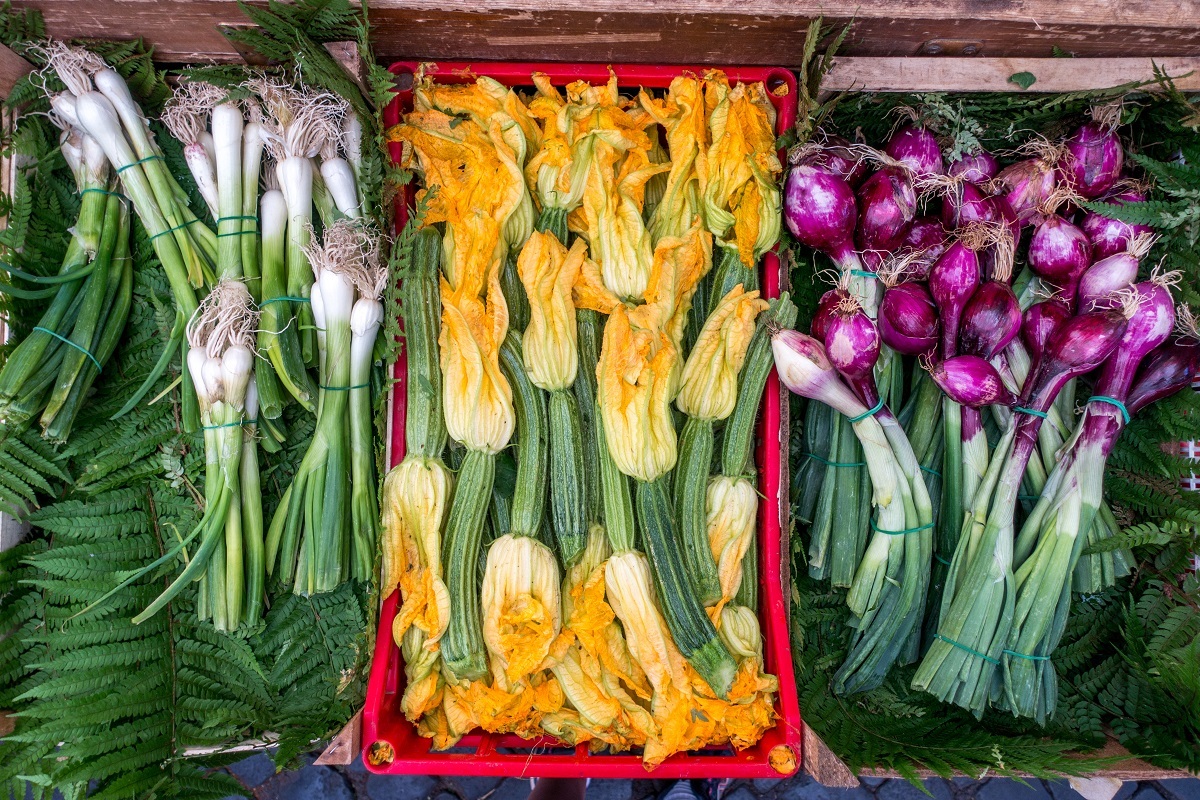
[15, 0, 1200, 64]
[824, 57, 1200, 92]
[0, 43, 31, 97]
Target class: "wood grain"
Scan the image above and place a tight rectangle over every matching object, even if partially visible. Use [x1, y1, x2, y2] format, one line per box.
[823, 57, 1200, 92]
[15, 0, 1200, 64]
[0, 43, 31, 98]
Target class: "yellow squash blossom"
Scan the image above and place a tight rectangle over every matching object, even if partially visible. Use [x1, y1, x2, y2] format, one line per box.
[518, 232, 585, 391]
[703, 75, 782, 268]
[717, 604, 765, 663]
[676, 285, 768, 421]
[480, 533, 563, 690]
[380, 456, 452, 602]
[640, 75, 709, 244]
[637, 221, 713, 360]
[705, 475, 759, 608]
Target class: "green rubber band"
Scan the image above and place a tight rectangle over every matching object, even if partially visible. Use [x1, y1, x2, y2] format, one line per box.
[1018, 494, 1038, 502]
[1014, 406, 1048, 419]
[848, 398, 885, 424]
[870, 518, 934, 535]
[850, 269, 877, 279]
[935, 633, 999, 665]
[920, 465, 941, 478]
[804, 452, 866, 468]
[933, 553, 952, 566]
[79, 187, 129, 203]
[217, 215, 258, 222]
[259, 296, 310, 308]
[203, 418, 259, 430]
[320, 383, 370, 392]
[217, 229, 257, 237]
[33, 326, 101, 371]
[1088, 395, 1130, 425]
[149, 218, 203, 242]
[1003, 649, 1050, 662]
[116, 154, 162, 175]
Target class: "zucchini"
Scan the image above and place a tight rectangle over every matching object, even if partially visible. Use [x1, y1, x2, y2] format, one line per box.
[499, 333, 547, 539]
[674, 417, 721, 606]
[734, 524, 758, 609]
[501, 250, 529, 333]
[575, 309, 602, 526]
[635, 478, 737, 697]
[596, 400, 636, 554]
[708, 245, 758, 317]
[536, 206, 569, 244]
[548, 389, 587, 564]
[405, 227, 447, 459]
[440, 448, 494, 682]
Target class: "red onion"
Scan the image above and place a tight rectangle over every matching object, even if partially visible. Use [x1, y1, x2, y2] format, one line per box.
[947, 151, 999, 183]
[879, 282, 939, 355]
[1076, 251, 1139, 311]
[825, 300, 883, 403]
[810, 287, 846, 343]
[886, 125, 944, 177]
[1060, 121, 1124, 200]
[927, 355, 1015, 408]
[960, 281, 1022, 360]
[1082, 191, 1153, 260]
[941, 182, 995, 230]
[785, 165, 861, 271]
[1026, 308, 1130, 409]
[990, 158, 1057, 225]
[856, 166, 917, 256]
[1093, 281, 1177, 396]
[1021, 300, 1072, 360]
[929, 242, 981, 357]
[1127, 341, 1200, 415]
[901, 217, 948, 279]
[1028, 214, 1092, 289]
[812, 134, 869, 187]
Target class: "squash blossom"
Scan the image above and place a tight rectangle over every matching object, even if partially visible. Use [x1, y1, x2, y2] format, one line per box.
[480, 533, 562, 690]
[383, 457, 453, 635]
[518, 232, 584, 391]
[705, 475, 758, 608]
[439, 262, 514, 455]
[676, 285, 768, 421]
[640, 75, 709, 244]
[524, 75, 597, 221]
[717, 604, 765, 662]
[703, 74, 782, 267]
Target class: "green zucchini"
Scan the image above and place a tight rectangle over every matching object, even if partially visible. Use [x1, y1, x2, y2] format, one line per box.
[635, 478, 737, 697]
[440, 448, 494, 682]
[708, 245, 758, 317]
[674, 416, 721, 606]
[734, 525, 758, 609]
[597, 401, 636, 554]
[548, 389, 587, 564]
[536, 206, 569, 244]
[499, 333, 547, 539]
[405, 227, 447, 460]
[575, 309, 602, 526]
[501, 250, 529, 334]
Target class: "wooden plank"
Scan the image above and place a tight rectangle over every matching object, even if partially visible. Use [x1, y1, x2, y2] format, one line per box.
[15, 0, 1200, 64]
[823, 57, 1200, 92]
[0, 43, 31, 98]
[314, 709, 363, 766]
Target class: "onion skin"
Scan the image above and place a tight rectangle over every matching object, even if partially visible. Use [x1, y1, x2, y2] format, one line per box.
[1021, 300, 1072, 361]
[903, 216, 949, 279]
[948, 151, 999, 183]
[991, 158, 1057, 225]
[929, 241, 981, 357]
[960, 281, 1022, 360]
[879, 282, 939, 355]
[1082, 191, 1153, 260]
[928, 355, 1015, 408]
[855, 166, 917, 255]
[813, 135, 869, 187]
[810, 288, 846, 343]
[1060, 121, 1124, 200]
[1127, 342, 1200, 415]
[785, 164, 860, 268]
[886, 125, 944, 177]
[1076, 252, 1139, 311]
[1028, 214, 1092, 286]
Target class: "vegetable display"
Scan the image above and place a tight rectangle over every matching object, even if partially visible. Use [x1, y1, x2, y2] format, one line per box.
[384, 68, 785, 767]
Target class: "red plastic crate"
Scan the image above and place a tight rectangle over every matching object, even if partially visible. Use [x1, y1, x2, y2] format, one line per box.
[363, 61, 802, 779]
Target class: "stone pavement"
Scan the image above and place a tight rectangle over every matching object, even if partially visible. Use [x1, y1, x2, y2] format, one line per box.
[220, 754, 1200, 800]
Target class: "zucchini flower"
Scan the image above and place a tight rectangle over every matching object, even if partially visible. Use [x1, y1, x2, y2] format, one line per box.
[640, 75, 709, 243]
[604, 552, 691, 701]
[480, 533, 562, 690]
[676, 285, 768, 421]
[524, 75, 594, 221]
[639, 221, 713, 361]
[705, 475, 758, 608]
[716, 604, 765, 663]
[383, 457, 453, 630]
[703, 75, 782, 268]
[596, 306, 679, 482]
[518, 232, 585, 391]
[439, 263, 514, 454]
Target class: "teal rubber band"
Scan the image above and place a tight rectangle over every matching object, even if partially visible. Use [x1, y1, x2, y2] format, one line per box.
[1018, 494, 1038, 502]
[33, 326, 101, 371]
[149, 218, 203, 242]
[920, 465, 941, 478]
[320, 382, 370, 392]
[1088, 395, 1130, 425]
[870, 518, 934, 535]
[217, 215, 258, 222]
[804, 452, 866, 468]
[848, 398, 885, 424]
[1014, 406, 1048, 419]
[933, 553, 952, 566]
[259, 296, 311, 308]
[850, 269, 877, 279]
[116, 154, 162, 175]
[203, 418, 259, 430]
[217, 229, 257, 237]
[79, 187, 129, 203]
[1003, 649, 1050, 662]
[935, 633, 1000, 665]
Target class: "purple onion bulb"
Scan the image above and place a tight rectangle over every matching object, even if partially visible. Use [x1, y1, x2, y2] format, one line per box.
[947, 150, 999, 183]
[1076, 252, 1139, 311]
[1022, 300, 1072, 360]
[960, 281, 1022, 360]
[990, 158, 1057, 225]
[879, 282, 939, 355]
[1060, 121, 1124, 200]
[927, 355, 1016, 408]
[1028, 214, 1092, 285]
[886, 125, 944, 177]
[1082, 191, 1153, 260]
[928, 241, 981, 357]
[856, 166, 917, 256]
[785, 164, 860, 269]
